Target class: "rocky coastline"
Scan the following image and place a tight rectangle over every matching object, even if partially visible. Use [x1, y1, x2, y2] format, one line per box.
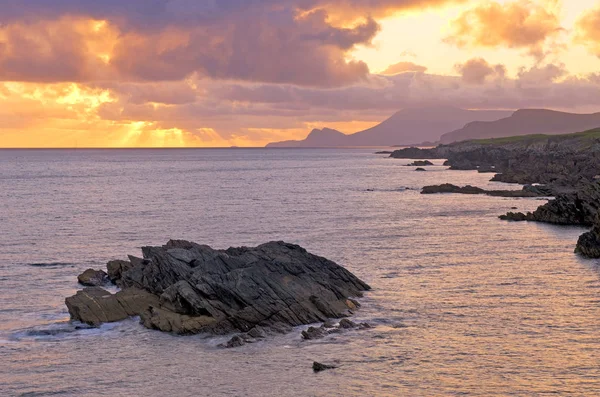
[390, 128, 600, 258]
[65, 240, 371, 345]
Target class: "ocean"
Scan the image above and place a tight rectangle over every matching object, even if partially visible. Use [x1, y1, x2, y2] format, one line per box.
[1, 148, 599, 396]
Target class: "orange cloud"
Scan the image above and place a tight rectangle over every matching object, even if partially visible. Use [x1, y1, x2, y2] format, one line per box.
[455, 58, 506, 84]
[380, 61, 428, 75]
[575, 5, 600, 57]
[445, 0, 563, 59]
[0, 17, 118, 82]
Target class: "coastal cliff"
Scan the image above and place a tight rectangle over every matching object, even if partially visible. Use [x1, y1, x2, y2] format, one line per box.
[390, 128, 600, 257]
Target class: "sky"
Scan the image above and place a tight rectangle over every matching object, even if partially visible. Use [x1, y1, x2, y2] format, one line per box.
[1, 0, 600, 148]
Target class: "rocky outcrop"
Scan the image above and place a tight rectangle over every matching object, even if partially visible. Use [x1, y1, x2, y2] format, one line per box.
[390, 147, 440, 159]
[500, 182, 600, 226]
[575, 214, 600, 258]
[77, 269, 109, 286]
[65, 241, 370, 337]
[391, 130, 600, 256]
[421, 184, 548, 197]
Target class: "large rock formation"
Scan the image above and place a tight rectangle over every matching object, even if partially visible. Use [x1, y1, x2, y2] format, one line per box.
[576, 214, 600, 258]
[65, 241, 370, 336]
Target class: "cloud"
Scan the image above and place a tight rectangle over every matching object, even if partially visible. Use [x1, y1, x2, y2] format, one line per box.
[0, 0, 466, 87]
[517, 63, 567, 85]
[455, 58, 506, 84]
[380, 61, 428, 75]
[445, 0, 563, 59]
[575, 5, 600, 57]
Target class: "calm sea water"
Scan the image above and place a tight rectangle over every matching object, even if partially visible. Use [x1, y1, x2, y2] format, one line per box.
[1, 148, 599, 397]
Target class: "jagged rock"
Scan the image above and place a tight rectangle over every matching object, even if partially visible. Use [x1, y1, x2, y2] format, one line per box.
[65, 287, 160, 326]
[313, 362, 337, 372]
[106, 260, 134, 285]
[575, 213, 600, 258]
[77, 269, 109, 286]
[65, 241, 370, 337]
[302, 325, 329, 340]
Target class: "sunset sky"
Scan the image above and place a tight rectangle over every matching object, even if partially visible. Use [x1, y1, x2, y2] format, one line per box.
[1, 0, 600, 147]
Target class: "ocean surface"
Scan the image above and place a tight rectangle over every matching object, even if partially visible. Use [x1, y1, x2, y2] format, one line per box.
[1, 148, 599, 397]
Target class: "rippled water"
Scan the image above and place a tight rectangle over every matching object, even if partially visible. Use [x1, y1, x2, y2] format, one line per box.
[1, 148, 599, 396]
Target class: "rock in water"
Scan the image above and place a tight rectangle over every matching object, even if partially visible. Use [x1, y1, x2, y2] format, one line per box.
[65, 241, 370, 336]
[313, 362, 337, 372]
[77, 269, 109, 286]
[576, 213, 600, 258]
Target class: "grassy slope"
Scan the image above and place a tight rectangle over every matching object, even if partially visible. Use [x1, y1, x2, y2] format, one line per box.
[469, 127, 600, 146]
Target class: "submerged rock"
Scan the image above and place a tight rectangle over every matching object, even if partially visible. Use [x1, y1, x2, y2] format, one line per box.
[77, 269, 109, 286]
[415, 168, 427, 172]
[65, 241, 370, 336]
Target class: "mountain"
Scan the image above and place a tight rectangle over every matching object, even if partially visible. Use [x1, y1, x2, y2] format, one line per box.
[266, 128, 347, 148]
[440, 109, 600, 144]
[266, 106, 511, 147]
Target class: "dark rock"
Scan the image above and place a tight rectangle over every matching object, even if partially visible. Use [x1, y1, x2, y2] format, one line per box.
[77, 269, 109, 286]
[422, 184, 485, 195]
[415, 168, 426, 172]
[224, 335, 246, 348]
[499, 212, 531, 222]
[106, 260, 134, 285]
[390, 147, 441, 159]
[477, 165, 497, 173]
[575, 213, 600, 258]
[247, 326, 267, 339]
[313, 361, 337, 372]
[66, 241, 370, 337]
[302, 325, 329, 340]
[338, 319, 357, 329]
[407, 160, 434, 166]
[375, 151, 392, 154]
[422, 184, 547, 198]
[323, 319, 336, 328]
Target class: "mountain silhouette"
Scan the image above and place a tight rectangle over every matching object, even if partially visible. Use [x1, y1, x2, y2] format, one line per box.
[266, 106, 511, 147]
[440, 109, 600, 144]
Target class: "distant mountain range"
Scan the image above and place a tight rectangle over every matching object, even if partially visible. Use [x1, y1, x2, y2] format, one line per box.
[266, 106, 511, 147]
[440, 109, 600, 144]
